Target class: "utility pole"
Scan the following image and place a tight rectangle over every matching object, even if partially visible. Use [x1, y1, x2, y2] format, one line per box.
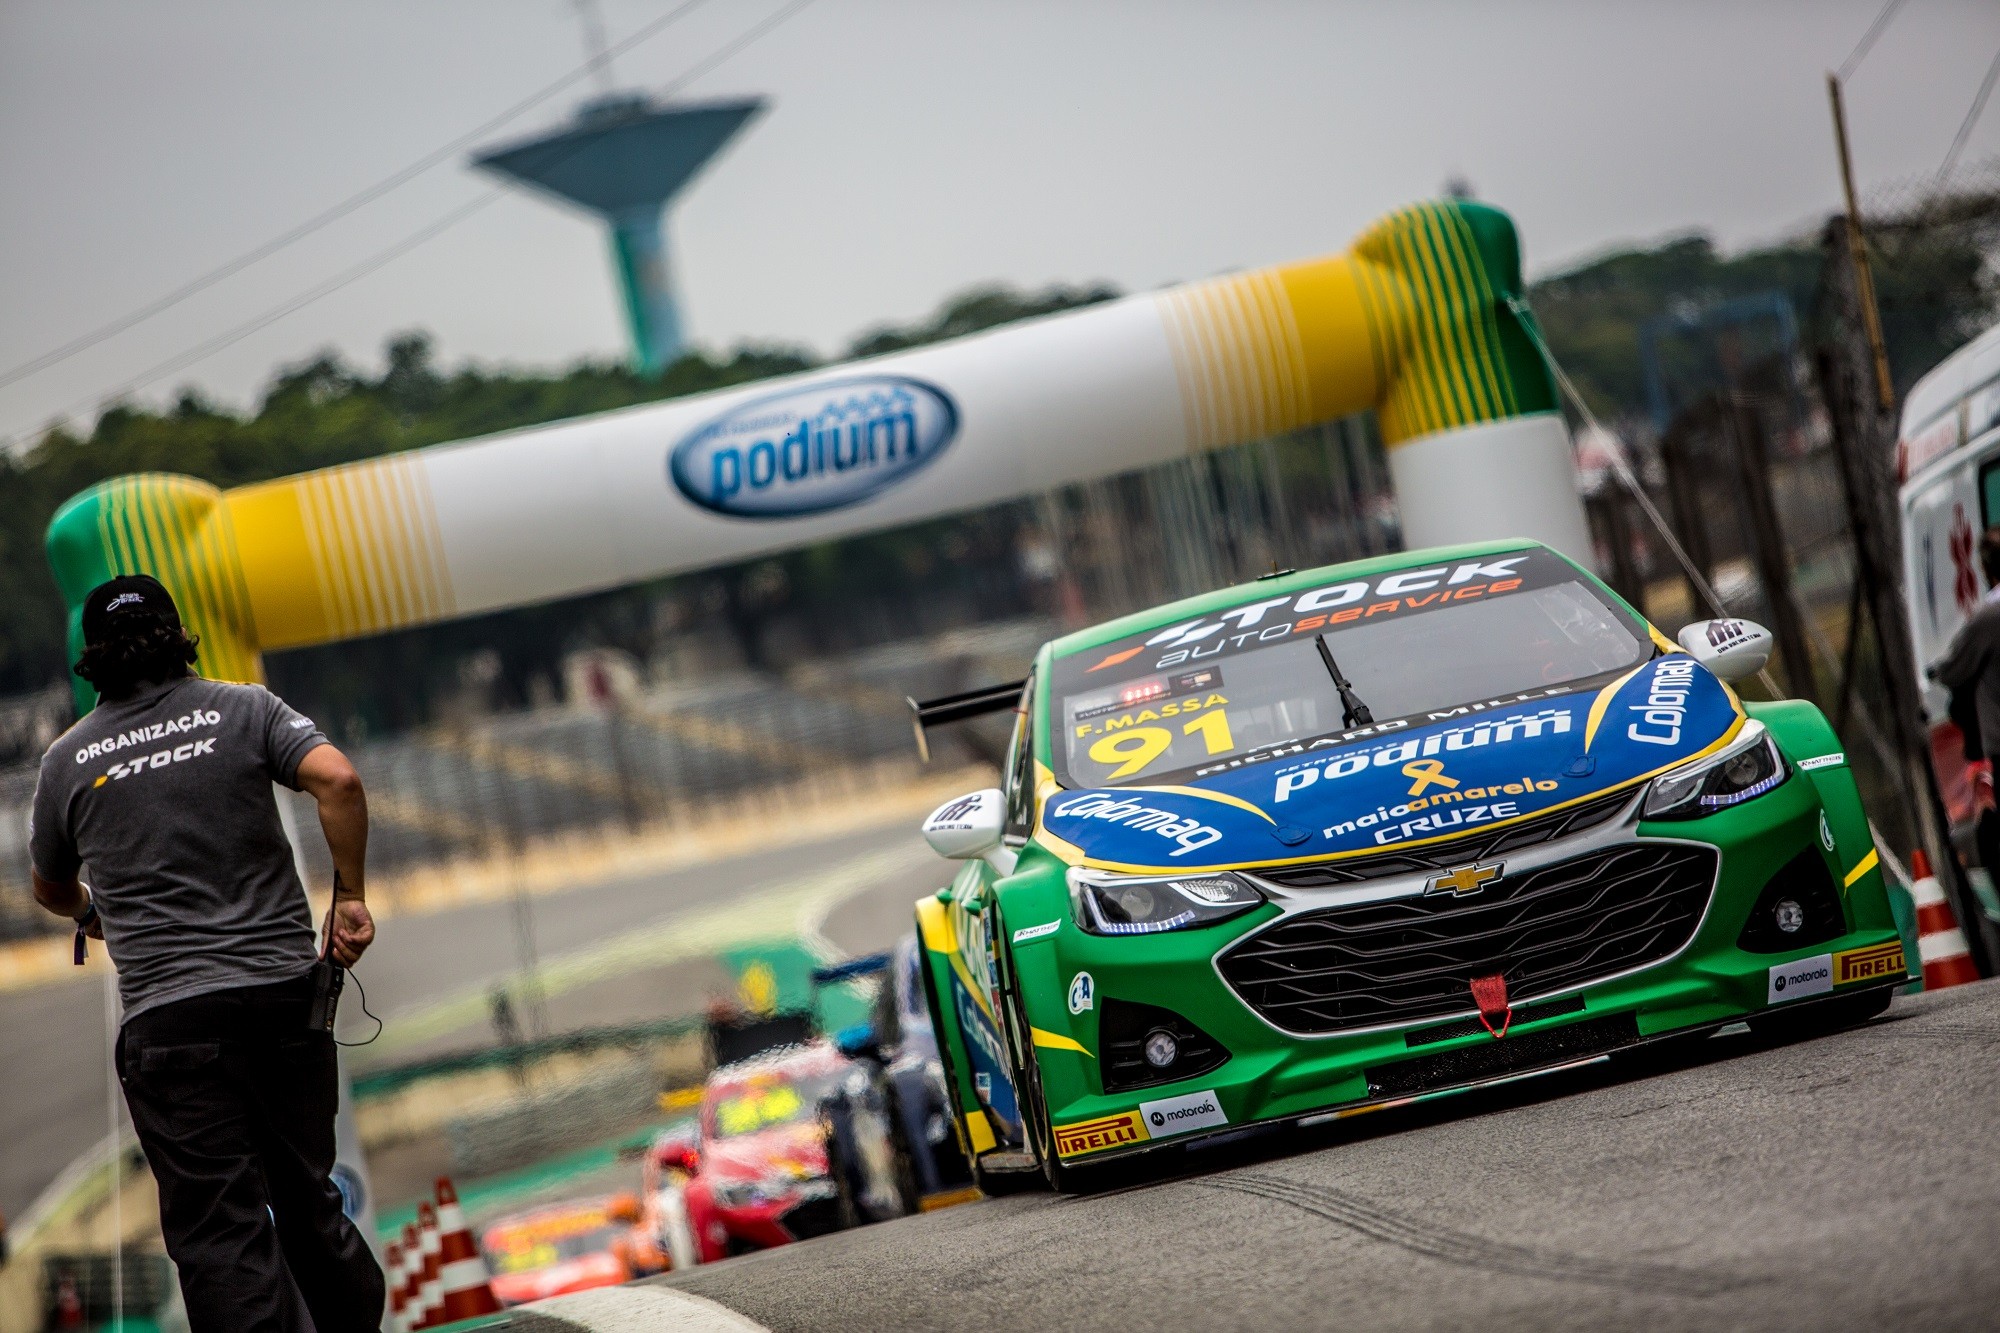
[1823, 72, 1995, 974]
[1826, 73, 1896, 412]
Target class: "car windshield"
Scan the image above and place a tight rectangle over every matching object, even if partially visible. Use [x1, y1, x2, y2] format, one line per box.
[709, 1072, 833, 1139]
[1049, 549, 1650, 790]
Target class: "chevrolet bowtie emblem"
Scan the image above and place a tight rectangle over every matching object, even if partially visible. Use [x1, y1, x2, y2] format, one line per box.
[1426, 861, 1503, 896]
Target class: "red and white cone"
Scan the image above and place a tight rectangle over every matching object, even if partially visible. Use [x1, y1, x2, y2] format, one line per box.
[400, 1222, 429, 1330]
[398, 1223, 424, 1330]
[1910, 849, 1980, 989]
[433, 1177, 503, 1320]
[415, 1201, 446, 1329]
[384, 1241, 407, 1333]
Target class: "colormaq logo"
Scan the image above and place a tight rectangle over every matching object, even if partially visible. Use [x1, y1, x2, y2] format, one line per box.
[669, 376, 958, 518]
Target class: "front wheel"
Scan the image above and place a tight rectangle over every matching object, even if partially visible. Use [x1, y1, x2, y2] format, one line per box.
[993, 929, 1084, 1194]
[914, 911, 1038, 1198]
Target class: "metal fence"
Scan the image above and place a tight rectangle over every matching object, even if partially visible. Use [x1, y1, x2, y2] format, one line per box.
[1585, 381, 1922, 867]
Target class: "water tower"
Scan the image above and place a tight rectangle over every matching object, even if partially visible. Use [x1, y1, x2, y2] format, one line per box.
[473, 92, 764, 374]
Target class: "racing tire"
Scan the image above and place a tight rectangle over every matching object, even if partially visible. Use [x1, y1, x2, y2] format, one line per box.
[879, 1080, 925, 1214]
[913, 910, 1039, 1199]
[1008, 985, 1081, 1194]
[992, 924, 1086, 1195]
[1746, 986, 1894, 1042]
[825, 1134, 864, 1233]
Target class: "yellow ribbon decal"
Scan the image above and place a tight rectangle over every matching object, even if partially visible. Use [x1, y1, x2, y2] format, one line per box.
[1402, 759, 1460, 797]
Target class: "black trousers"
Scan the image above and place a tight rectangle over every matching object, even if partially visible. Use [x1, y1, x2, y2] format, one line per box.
[117, 973, 385, 1333]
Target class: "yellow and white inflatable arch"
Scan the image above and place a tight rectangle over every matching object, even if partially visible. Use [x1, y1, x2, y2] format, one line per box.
[48, 200, 1590, 706]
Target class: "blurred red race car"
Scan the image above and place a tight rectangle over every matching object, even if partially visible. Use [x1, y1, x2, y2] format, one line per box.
[681, 1041, 906, 1261]
[478, 1194, 666, 1306]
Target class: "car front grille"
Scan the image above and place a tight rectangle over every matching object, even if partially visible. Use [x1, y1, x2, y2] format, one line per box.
[1217, 842, 1717, 1036]
[1255, 786, 1635, 887]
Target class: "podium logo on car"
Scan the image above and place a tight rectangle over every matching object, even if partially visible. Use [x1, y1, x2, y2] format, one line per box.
[670, 375, 959, 518]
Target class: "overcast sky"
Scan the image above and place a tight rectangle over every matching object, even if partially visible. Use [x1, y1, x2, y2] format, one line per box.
[2, 0, 1996, 444]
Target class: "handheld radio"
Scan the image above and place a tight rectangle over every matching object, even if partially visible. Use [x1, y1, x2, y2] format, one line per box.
[306, 874, 347, 1033]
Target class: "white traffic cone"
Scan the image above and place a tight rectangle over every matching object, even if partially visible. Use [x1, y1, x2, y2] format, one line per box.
[1909, 849, 1979, 989]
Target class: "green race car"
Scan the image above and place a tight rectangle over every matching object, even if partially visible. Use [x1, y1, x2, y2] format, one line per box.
[910, 540, 1908, 1192]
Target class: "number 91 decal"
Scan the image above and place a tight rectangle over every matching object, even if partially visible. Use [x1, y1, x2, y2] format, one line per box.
[1082, 695, 1234, 779]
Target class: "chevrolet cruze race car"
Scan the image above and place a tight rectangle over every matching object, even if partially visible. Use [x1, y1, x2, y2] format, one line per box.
[911, 540, 1908, 1191]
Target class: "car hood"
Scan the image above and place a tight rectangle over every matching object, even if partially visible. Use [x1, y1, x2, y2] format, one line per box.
[701, 1120, 828, 1183]
[1037, 656, 1742, 872]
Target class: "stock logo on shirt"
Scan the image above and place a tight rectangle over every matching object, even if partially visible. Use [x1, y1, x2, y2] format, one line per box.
[78, 709, 226, 787]
[94, 738, 219, 786]
[74, 710, 222, 764]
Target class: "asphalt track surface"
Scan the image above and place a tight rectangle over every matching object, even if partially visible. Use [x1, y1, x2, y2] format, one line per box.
[511, 979, 2000, 1333]
[0, 823, 936, 1221]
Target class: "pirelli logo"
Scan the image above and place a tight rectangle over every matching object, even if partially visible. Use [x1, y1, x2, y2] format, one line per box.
[1834, 941, 1906, 986]
[1052, 1111, 1148, 1158]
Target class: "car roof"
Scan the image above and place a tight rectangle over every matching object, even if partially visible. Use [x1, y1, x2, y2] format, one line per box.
[705, 1040, 843, 1092]
[1045, 538, 1558, 661]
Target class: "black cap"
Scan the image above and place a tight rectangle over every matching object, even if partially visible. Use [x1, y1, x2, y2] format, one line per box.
[81, 574, 182, 647]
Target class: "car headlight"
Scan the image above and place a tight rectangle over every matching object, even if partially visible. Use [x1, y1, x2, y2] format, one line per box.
[1071, 871, 1264, 935]
[1642, 723, 1786, 820]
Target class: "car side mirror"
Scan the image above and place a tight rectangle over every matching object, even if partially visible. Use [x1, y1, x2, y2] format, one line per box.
[921, 788, 1004, 860]
[1676, 618, 1774, 683]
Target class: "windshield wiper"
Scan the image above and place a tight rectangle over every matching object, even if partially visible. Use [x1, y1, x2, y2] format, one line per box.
[1314, 634, 1375, 729]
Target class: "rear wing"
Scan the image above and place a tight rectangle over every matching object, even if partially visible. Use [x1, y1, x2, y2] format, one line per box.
[810, 952, 893, 987]
[905, 679, 1025, 762]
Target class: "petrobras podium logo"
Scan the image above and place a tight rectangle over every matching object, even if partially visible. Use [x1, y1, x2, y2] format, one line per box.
[669, 375, 959, 518]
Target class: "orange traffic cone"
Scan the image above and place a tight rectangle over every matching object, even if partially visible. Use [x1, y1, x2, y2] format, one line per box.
[433, 1177, 504, 1320]
[398, 1222, 424, 1330]
[384, 1241, 406, 1333]
[415, 1201, 445, 1329]
[1910, 850, 1980, 989]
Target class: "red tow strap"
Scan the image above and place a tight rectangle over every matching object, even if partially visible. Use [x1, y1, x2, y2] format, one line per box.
[1470, 972, 1512, 1038]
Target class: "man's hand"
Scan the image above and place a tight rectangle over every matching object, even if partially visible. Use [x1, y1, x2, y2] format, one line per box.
[296, 743, 372, 965]
[328, 894, 374, 967]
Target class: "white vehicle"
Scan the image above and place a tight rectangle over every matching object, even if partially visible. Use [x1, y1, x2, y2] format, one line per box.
[1898, 319, 2000, 824]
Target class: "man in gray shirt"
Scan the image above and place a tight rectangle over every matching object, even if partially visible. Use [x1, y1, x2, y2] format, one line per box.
[1935, 527, 2000, 874]
[31, 574, 384, 1332]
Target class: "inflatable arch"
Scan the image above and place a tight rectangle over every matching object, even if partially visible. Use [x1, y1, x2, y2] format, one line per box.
[47, 200, 1591, 709]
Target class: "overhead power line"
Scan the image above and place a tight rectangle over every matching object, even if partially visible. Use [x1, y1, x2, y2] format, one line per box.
[35, 191, 507, 438]
[0, 0, 715, 394]
[1938, 45, 2000, 189]
[6, 0, 822, 447]
[1838, 0, 1910, 83]
[655, 0, 818, 98]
